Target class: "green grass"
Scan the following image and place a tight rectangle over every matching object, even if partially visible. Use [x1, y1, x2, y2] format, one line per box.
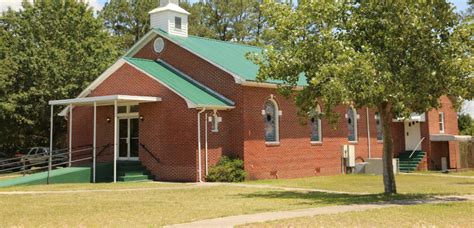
[0, 181, 187, 191]
[0, 173, 472, 226]
[248, 174, 474, 195]
[0, 182, 428, 227]
[447, 171, 474, 176]
[415, 170, 474, 177]
[242, 202, 474, 227]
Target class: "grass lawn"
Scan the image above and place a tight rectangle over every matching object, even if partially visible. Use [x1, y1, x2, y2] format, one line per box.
[0, 181, 188, 191]
[447, 171, 474, 176]
[248, 174, 474, 195]
[0, 182, 427, 227]
[415, 170, 474, 177]
[242, 202, 474, 227]
[0, 173, 472, 226]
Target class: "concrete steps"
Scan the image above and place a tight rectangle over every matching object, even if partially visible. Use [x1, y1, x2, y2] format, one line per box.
[117, 161, 154, 182]
[398, 151, 426, 173]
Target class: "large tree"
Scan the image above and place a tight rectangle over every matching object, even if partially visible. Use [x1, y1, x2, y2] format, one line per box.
[251, 1, 473, 194]
[100, 0, 159, 51]
[0, 0, 118, 153]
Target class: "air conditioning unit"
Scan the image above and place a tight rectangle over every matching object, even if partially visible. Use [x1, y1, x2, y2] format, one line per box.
[341, 145, 355, 167]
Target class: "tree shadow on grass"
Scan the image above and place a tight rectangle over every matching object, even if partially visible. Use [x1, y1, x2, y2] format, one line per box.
[237, 191, 442, 207]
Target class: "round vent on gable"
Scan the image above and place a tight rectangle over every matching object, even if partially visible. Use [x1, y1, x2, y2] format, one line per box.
[153, 38, 165, 53]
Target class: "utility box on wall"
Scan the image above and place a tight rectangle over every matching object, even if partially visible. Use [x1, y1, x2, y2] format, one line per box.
[342, 145, 355, 167]
[341, 145, 356, 174]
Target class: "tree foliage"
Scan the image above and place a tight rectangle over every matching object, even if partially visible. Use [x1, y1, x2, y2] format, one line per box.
[99, 0, 159, 51]
[0, 0, 119, 153]
[100, 0, 268, 51]
[458, 113, 474, 136]
[250, 1, 473, 194]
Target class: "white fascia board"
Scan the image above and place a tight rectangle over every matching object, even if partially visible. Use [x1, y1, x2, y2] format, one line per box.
[149, 4, 190, 15]
[152, 30, 244, 84]
[195, 105, 235, 110]
[50, 95, 161, 106]
[124, 30, 157, 58]
[58, 59, 127, 116]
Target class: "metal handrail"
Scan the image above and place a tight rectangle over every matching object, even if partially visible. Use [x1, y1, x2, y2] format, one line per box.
[0, 144, 91, 163]
[140, 143, 160, 163]
[409, 137, 425, 158]
[0, 144, 109, 176]
[96, 143, 111, 157]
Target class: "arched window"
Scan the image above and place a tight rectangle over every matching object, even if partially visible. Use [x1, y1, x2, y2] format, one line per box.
[347, 107, 358, 142]
[310, 105, 322, 142]
[375, 112, 383, 141]
[264, 99, 279, 142]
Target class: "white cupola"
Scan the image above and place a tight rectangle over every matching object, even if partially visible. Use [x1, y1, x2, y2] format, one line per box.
[149, 0, 190, 37]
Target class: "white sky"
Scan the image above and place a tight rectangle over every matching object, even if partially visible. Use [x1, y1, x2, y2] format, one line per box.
[0, 0, 103, 12]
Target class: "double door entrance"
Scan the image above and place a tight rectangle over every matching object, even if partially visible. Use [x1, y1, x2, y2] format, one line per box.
[118, 117, 139, 160]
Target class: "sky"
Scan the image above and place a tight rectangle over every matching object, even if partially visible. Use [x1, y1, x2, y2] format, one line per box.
[1, 0, 473, 117]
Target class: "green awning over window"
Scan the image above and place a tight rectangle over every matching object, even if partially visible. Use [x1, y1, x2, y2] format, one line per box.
[124, 57, 234, 109]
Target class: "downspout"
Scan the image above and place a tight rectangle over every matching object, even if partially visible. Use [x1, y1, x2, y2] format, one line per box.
[197, 108, 206, 182]
[205, 112, 209, 176]
[366, 107, 371, 159]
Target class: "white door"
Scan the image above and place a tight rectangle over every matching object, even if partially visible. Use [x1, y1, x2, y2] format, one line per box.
[404, 121, 421, 151]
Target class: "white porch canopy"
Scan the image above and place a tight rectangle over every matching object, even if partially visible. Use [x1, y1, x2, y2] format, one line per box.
[393, 113, 426, 122]
[48, 95, 161, 183]
[430, 134, 473, 142]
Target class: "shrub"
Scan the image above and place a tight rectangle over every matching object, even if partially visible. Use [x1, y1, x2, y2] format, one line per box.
[206, 156, 247, 182]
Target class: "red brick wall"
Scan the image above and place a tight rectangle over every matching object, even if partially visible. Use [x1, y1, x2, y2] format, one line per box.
[70, 33, 461, 182]
[425, 96, 460, 169]
[241, 87, 397, 180]
[70, 63, 199, 181]
[134, 35, 246, 180]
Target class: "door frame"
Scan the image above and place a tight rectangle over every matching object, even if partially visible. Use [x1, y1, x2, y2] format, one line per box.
[404, 121, 422, 151]
[117, 114, 139, 161]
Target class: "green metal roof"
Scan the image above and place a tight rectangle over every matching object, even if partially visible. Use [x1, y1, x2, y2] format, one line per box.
[124, 57, 234, 109]
[155, 29, 307, 86]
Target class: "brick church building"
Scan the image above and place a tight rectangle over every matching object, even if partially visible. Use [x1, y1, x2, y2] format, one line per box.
[50, 0, 464, 182]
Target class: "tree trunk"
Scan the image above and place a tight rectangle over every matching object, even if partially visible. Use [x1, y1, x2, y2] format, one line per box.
[379, 102, 397, 194]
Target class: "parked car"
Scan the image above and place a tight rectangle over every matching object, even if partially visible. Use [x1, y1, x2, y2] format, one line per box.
[16, 147, 68, 169]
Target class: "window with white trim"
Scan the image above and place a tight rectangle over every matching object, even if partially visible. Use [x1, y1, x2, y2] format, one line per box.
[263, 99, 279, 142]
[118, 105, 138, 114]
[347, 107, 358, 142]
[310, 105, 322, 142]
[439, 112, 445, 133]
[375, 112, 383, 141]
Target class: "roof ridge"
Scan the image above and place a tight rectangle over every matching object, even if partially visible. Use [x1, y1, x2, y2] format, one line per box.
[155, 28, 262, 50]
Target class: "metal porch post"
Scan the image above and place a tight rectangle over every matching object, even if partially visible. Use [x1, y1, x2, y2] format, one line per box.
[113, 100, 118, 183]
[69, 105, 73, 167]
[47, 105, 54, 184]
[93, 102, 97, 183]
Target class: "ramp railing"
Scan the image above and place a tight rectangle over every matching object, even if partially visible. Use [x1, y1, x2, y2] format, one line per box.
[0, 144, 110, 179]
